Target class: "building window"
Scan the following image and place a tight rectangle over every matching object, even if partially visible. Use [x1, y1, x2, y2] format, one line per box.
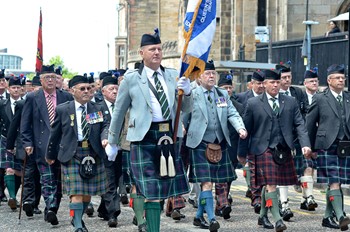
[118, 45, 125, 68]
[257, 0, 266, 26]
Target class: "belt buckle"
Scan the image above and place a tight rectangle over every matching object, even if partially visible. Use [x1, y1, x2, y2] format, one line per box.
[82, 141, 89, 148]
[159, 123, 169, 132]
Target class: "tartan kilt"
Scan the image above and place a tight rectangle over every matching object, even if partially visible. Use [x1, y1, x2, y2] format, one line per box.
[122, 150, 135, 185]
[317, 144, 350, 184]
[130, 128, 190, 200]
[293, 142, 317, 176]
[188, 141, 237, 183]
[253, 149, 298, 186]
[61, 147, 106, 196]
[0, 136, 22, 171]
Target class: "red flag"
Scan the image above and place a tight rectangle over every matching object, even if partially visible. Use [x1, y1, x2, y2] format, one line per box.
[35, 8, 43, 73]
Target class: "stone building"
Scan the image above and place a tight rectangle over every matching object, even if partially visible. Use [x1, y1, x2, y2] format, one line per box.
[115, 0, 350, 70]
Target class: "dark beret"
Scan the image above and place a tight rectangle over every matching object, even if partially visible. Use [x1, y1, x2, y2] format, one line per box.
[140, 28, 161, 47]
[40, 64, 55, 75]
[55, 66, 62, 75]
[275, 61, 291, 73]
[264, 69, 281, 80]
[117, 69, 127, 76]
[304, 69, 318, 79]
[0, 69, 5, 79]
[32, 75, 42, 86]
[327, 64, 345, 76]
[205, 60, 215, 70]
[69, 75, 89, 88]
[252, 70, 265, 81]
[8, 76, 22, 86]
[246, 74, 252, 82]
[99, 72, 110, 80]
[218, 73, 233, 87]
[102, 75, 118, 87]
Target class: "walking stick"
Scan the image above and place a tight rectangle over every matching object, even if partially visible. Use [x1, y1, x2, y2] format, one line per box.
[18, 154, 28, 225]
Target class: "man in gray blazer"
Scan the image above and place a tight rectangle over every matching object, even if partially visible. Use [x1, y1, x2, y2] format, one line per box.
[306, 64, 350, 230]
[106, 29, 192, 232]
[186, 61, 247, 231]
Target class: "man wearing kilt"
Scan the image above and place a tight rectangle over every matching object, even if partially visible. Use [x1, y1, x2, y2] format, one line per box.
[186, 61, 247, 231]
[46, 75, 108, 232]
[106, 29, 192, 232]
[306, 64, 350, 230]
[0, 76, 25, 210]
[238, 69, 311, 232]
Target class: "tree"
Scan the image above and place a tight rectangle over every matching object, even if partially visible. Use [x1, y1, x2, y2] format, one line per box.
[47, 55, 77, 79]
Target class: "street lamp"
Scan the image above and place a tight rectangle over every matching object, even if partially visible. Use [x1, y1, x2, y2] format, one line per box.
[302, 20, 319, 70]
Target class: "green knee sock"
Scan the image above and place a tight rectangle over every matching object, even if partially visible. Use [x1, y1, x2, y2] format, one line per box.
[4, 175, 16, 199]
[259, 186, 267, 217]
[324, 188, 333, 218]
[329, 189, 343, 220]
[131, 193, 146, 225]
[144, 202, 161, 232]
[70, 203, 84, 230]
[265, 191, 281, 222]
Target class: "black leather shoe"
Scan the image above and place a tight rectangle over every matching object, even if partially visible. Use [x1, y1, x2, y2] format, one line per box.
[300, 196, 318, 211]
[339, 216, 350, 231]
[8, 198, 17, 210]
[23, 202, 34, 217]
[85, 203, 94, 217]
[215, 205, 231, 219]
[322, 217, 340, 229]
[98, 212, 109, 221]
[275, 219, 287, 232]
[0, 194, 7, 202]
[75, 229, 84, 232]
[34, 207, 42, 214]
[193, 216, 209, 229]
[246, 189, 252, 198]
[132, 215, 138, 226]
[280, 207, 293, 221]
[138, 222, 147, 232]
[258, 215, 274, 229]
[188, 198, 198, 208]
[46, 210, 59, 225]
[209, 219, 220, 231]
[228, 194, 233, 205]
[71, 219, 88, 232]
[120, 194, 129, 205]
[108, 216, 118, 227]
[254, 203, 261, 214]
[171, 209, 185, 220]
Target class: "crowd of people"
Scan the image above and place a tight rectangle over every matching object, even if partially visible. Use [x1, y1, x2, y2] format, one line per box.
[0, 29, 349, 232]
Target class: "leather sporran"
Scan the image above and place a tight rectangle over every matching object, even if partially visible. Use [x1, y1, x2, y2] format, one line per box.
[271, 145, 289, 165]
[78, 156, 97, 179]
[205, 143, 222, 163]
[337, 141, 350, 158]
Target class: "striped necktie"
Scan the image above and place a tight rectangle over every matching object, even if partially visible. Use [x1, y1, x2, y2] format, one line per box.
[47, 95, 55, 125]
[337, 95, 343, 106]
[270, 97, 279, 115]
[80, 105, 89, 140]
[153, 72, 170, 120]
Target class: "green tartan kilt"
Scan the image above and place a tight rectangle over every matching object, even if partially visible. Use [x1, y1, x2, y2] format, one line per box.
[0, 136, 22, 171]
[61, 147, 106, 196]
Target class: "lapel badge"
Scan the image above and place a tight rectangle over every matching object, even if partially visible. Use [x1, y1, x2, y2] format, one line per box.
[70, 114, 75, 127]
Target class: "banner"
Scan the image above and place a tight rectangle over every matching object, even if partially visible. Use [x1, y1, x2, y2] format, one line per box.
[35, 8, 43, 73]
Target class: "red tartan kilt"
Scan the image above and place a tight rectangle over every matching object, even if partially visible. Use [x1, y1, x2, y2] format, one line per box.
[252, 149, 298, 186]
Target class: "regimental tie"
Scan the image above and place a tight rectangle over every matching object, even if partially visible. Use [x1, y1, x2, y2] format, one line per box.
[207, 91, 213, 103]
[111, 103, 115, 113]
[153, 72, 170, 120]
[337, 95, 343, 107]
[47, 95, 55, 125]
[284, 90, 290, 96]
[80, 105, 90, 140]
[270, 97, 279, 115]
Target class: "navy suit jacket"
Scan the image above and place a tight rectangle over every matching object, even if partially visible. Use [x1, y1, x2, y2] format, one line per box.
[236, 90, 255, 107]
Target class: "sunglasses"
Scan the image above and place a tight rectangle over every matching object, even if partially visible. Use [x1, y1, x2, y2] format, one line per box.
[77, 86, 92, 91]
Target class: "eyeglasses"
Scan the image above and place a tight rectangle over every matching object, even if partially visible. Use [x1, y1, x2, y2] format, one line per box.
[203, 71, 217, 76]
[76, 86, 92, 91]
[330, 76, 346, 80]
[43, 75, 57, 80]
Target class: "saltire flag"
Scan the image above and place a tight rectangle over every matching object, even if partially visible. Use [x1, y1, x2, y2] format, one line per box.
[35, 8, 43, 73]
[180, 0, 216, 79]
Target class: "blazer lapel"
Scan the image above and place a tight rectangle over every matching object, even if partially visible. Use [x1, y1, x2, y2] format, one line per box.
[261, 94, 273, 118]
[162, 69, 175, 108]
[196, 87, 208, 122]
[68, 101, 78, 138]
[36, 90, 51, 128]
[278, 94, 285, 115]
[326, 91, 340, 118]
[4, 100, 12, 119]
[344, 92, 350, 122]
[214, 88, 223, 123]
[138, 69, 152, 109]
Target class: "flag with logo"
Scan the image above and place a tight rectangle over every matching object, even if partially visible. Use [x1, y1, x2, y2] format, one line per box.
[35, 8, 43, 73]
[180, 0, 216, 79]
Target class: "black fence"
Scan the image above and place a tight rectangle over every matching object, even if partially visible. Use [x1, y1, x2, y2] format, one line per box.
[256, 32, 349, 86]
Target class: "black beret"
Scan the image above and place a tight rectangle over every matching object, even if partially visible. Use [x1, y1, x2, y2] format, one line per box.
[40, 64, 55, 75]
[205, 60, 215, 70]
[140, 28, 161, 47]
[304, 69, 318, 79]
[19, 74, 26, 86]
[32, 75, 42, 86]
[69, 75, 89, 88]
[134, 62, 141, 69]
[327, 64, 345, 76]
[102, 75, 118, 87]
[252, 70, 265, 81]
[8, 76, 22, 86]
[218, 73, 233, 87]
[117, 69, 127, 76]
[0, 69, 5, 79]
[55, 66, 62, 75]
[264, 69, 281, 80]
[275, 61, 291, 73]
[246, 74, 252, 82]
[99, 72, 110, 80]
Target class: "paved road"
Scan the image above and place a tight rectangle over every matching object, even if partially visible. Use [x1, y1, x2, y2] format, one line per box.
[0, 170, 349, 232]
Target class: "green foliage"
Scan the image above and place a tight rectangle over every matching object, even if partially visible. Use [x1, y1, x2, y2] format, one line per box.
[47, 55, 78, 80]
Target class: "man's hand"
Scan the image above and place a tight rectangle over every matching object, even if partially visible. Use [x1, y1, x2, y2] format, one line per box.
[46, 158, 55, 165]
[237, 155, 246, 166]
[177, 76, 191, 95]
[101, 139, 108, 148]
[302, 146, 312, 159]
[238, 129, 248, 139]
[105, 143, 118, 161]
[25, 147, 33, 156]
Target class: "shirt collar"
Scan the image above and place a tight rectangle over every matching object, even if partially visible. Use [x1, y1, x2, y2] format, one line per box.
[266, 92, 279, 101]
[74, 101, 87, 111]
[44, 90, 56, 98]
[330, 89, 343, 99]
[144, 66, 163, 79]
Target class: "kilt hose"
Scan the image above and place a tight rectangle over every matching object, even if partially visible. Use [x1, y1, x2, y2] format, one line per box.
[253, 149, 298, 187]
[215, 183, 229, 209]
[130, 127, 189, 200]
[61, 147, 106, 196]
[0, 136, 22, 171]
[188, 141, 237, 183]
[293, 141, 317, 177]
[317, 143, 350, 184]
[121, 150, 134, 185]
[247, 153, 262, 206]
